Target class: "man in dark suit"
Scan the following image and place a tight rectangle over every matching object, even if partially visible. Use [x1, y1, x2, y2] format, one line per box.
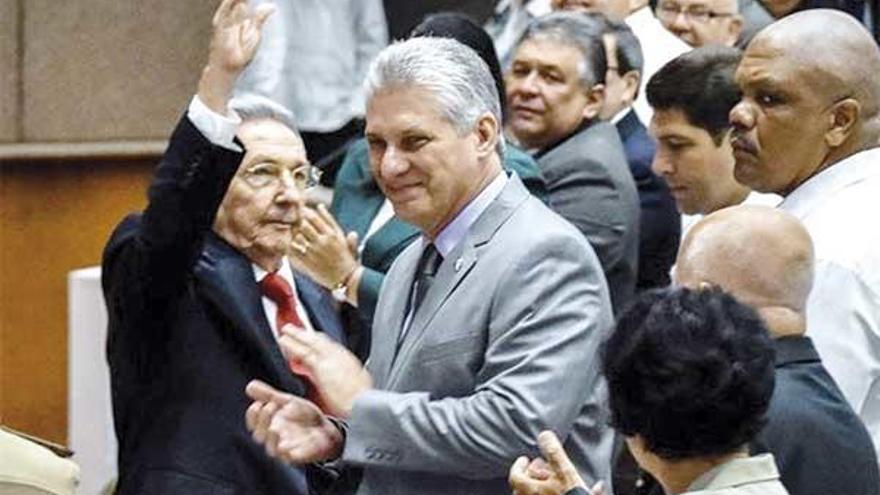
[598, 20, 680, 290]
[102, 2, 343, 493]
[675, 205, 880, 495]
[506, 12, 640, 312]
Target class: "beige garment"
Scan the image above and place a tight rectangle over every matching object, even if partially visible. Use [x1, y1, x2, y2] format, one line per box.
[685, 454, 789, 495]
[0, 427, 80, 495]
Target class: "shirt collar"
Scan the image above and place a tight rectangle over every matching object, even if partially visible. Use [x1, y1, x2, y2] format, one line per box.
[687, 454, 780, 491]
[252, 257, 295, 286]
[779, 147, 880, 219]
[773, 336, 820, 367]
[433, 171, 508, 258]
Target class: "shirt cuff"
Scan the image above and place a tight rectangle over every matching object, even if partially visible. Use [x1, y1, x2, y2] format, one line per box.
[187, 95, 242, 151]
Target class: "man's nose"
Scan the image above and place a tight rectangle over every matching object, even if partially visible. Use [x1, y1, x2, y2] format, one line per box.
[379, 146, 409, 178]
[512, 71, 540, 97]
[651, 150, 675, 176]
[729, 100, 754, 133]
[670, 10, 690, 29]
[275, 171, 305, 205]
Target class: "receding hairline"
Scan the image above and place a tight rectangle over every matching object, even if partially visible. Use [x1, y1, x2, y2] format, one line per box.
[748, 10, 880, 114]
[677, 206, 814, 310]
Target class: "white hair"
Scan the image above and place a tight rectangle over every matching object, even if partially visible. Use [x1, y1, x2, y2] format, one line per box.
[364, 37, 505, 153]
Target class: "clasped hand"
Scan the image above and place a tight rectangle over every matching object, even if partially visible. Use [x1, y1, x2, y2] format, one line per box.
[244, 326, 372, 464]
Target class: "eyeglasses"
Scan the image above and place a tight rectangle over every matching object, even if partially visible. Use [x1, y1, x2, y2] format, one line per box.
[239, 162, 322, 190]
[657, 3, 735, 23]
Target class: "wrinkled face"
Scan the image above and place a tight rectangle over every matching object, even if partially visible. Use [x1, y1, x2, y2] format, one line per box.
[506, 38, 594, 150]
[366, 86, 495, 237]
[551, 0, 633, 21]
[729, 37, 832, 195]
[650, 109, 749, 214]
[656, 0, 741, 47]
[214, 118, 309, 269]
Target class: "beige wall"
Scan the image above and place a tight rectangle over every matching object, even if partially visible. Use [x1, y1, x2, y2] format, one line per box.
[0, 0, 20, 142]
[1, 0, 216, 443]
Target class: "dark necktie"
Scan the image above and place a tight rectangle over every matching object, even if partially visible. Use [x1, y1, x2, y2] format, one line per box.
[412, 243, 443, 316]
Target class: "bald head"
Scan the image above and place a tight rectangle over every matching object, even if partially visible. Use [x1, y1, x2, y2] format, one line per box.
[753, 10, 880, 127]
[675, 205, 814, 336]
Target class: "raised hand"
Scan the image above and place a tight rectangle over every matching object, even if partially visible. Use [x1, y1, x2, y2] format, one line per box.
[279, 326, 373, 418]
[245, 379, 344, 464]
[198, 0, 275, 114]
[509, 431, 603, 495]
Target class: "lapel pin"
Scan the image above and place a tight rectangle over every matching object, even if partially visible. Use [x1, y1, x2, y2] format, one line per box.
[454, 258, 463, 272]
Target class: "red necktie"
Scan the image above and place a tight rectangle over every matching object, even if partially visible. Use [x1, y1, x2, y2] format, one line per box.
[259, 272, 323, 408]
[259, 272, 305, 332]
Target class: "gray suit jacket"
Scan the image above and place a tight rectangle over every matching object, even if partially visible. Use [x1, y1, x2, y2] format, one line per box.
[537, 121, 640, 314]
[340, 175, 616, 495]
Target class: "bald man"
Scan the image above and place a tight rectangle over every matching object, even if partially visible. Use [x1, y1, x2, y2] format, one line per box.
[729, 9, 880, 465]
[675, 205, 880, 495]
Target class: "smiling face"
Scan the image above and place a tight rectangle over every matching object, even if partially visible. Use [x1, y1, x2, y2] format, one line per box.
[506, 38, 600, 150]
[650, 108, 749, 214]
[365, 85, 499, 238]
[729, 36, 833, 195]
[213, 118, 308, 271]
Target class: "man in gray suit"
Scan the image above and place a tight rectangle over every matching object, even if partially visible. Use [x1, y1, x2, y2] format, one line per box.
[506, 13, 640, 313]
[244, 37, 616, 495]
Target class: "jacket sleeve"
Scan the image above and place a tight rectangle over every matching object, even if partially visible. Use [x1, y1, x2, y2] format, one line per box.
[341, 231, 613, 479]
[101, 116, 242, 348]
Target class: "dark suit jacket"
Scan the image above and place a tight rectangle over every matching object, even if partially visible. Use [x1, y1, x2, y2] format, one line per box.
[535, 120, 640, 313]
[330, 138, 547, 358]
[752, 336, 880, 495]
[103, 117, 344, 495]
[615, 110, 680, 291]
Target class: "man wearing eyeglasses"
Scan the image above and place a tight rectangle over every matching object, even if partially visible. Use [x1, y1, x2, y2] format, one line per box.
[656, 0, 744, 46]
[102, 2, 344, 494]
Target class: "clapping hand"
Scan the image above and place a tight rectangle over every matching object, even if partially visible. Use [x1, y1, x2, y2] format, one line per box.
[509, 431, 605, 495]
[245, 380, 344, 464]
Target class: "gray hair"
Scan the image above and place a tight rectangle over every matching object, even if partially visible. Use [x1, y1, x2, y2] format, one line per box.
[364, 37, 505, 153]
[229, 93, 299, 133]
[517, 12, 608, 88]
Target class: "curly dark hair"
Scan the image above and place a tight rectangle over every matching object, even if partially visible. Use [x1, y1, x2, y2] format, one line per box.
[601, 287, 776, 460]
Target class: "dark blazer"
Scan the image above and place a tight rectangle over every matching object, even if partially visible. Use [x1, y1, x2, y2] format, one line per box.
[535, 120, 640, 313]
[103, 117, 344, 495]
[752, 336, 880, 495]
[330, 138, 547, 358]
[615, 110, 680, 291]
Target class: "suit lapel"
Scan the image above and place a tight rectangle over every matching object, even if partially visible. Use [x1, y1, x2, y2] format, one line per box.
[293, 272, 346, 345]
[368, 240, 423, 387]
[386, 176, 531, 387]
[194, 235, 304, 395]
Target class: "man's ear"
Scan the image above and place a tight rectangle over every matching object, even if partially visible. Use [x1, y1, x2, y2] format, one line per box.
[474, 112, 500, 158]
[825, 98, 860, 148]
[622, 70, 641, 105]
[726, 15, 744, 46]
[582, 84, 606, 122]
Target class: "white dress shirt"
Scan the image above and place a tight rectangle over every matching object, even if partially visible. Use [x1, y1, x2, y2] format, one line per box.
[778, 147, 880, 465]
[625, 6, 691, 125]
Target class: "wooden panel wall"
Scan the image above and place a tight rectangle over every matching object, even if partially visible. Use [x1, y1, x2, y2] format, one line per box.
[0, 159, 154, 443]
